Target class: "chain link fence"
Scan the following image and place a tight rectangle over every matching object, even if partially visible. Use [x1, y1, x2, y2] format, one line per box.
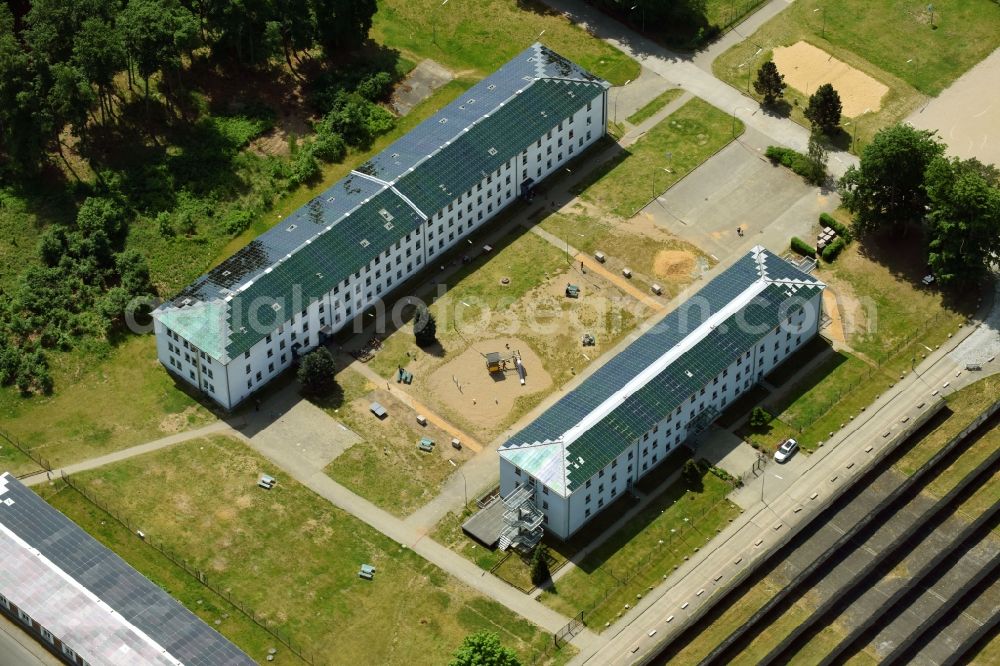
[0, 427, 52, 476]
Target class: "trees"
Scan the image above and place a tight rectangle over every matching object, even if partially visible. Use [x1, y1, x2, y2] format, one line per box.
[298, 347, 339, 397]
[838, 124, 945, 236]
[529, 546, 550, 586]
[450, 631, 520, 666]
[414, 304, 438, 348]
[924, 157, 1000, 285]
[753, 61, 785, 105]
[806, 131, 829, 185]
[749, 406, 772, 428]
[804, 83, 842, 135]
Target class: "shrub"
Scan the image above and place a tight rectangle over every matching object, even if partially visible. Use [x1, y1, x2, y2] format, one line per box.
[289, 142, 321, 186]
[298, 347, 338, 397]
[223, 209, 254, 235]
[819, 213, 852, 241]
[414, 304, 437, 348]
[790, 236, 816, 257]
[750, 406, 773, 428]
[767, 145, 824, 184]
[529, 546, 550, 586]
[356, 71, 393, 102]
[822, 237, 847, 262]
[313, 130, 346, 163]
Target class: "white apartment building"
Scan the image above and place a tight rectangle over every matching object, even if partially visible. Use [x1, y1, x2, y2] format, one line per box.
[498, 247, 826, 540]
[153, 43, 610, 409]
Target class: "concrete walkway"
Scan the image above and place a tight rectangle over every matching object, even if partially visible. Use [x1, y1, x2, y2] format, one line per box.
[541, 0, 859, 178]
[691, 0, 794, 71]
[20, 421, 241, 487]
[236, 427, 600, 650]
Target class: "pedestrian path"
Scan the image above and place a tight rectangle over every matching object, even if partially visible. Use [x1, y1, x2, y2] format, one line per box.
[21, 421, 240, 487]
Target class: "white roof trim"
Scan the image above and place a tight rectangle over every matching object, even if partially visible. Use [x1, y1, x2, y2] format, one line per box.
[559, 277, 773, 447]
[0, 520, 182, 665]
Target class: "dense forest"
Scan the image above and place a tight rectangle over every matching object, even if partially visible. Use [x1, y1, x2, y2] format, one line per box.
[0, 0, 401, 394]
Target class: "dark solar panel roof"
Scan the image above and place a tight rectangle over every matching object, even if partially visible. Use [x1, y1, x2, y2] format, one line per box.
[395, 78, 604, 214]
[157, 43, 608, 362]
[501, 248, 824, 491]
[0, 474, 254, 665]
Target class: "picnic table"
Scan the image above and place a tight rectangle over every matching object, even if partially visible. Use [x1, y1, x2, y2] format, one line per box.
[359, 564, 376, 580]
[418, 438, 435, 452]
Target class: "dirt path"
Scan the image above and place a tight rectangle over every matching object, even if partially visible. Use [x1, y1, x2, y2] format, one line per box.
[822, 289, 847, 346]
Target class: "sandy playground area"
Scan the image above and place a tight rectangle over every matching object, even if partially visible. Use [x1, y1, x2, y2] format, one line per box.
[772, 41, 888, 116]
[427, 337, 553, 432]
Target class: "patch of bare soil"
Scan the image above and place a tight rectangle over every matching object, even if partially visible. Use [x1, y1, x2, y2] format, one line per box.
[158, 405, 203, 434]
[654, 249, 696, 280]
[427, 338, 552, 432]
[772, 41, 888, 116]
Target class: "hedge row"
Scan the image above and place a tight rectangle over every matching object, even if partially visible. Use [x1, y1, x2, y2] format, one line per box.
[819, 212, 852, 241]
[822, 237, 847, 262]
[791, 236, 816, 257]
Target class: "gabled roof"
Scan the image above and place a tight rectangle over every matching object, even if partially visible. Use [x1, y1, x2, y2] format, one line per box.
[155, 44, 608, 363]
[0, 474, 254, 666]
[500, 247, 825, 496]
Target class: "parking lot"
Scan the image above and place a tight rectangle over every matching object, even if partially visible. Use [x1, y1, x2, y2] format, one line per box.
[641, 126, 834, 261]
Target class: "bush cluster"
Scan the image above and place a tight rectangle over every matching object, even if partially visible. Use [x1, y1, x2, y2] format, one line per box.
[819, 212, 852, 241]
[765, 145, 823, 184]
[790, 236, 816, 258]
[822, 237, 847, 262]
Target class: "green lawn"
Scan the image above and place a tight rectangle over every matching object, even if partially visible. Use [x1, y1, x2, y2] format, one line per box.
[894, 376, 1000, 493]
[538, 207, 711, 300]
[323, 369, 474, 518]
[0, 336, 215, 474]
[373, 0, 638, 86]
[626, 89, 684, 125]
[740, 237, 975, 453]
[64, 435, 568, 665]
[576, 98, 741, 218]
[539, 472, 740, 629]
[712, 0, 1000, 150]
[38, 480, 307, 665]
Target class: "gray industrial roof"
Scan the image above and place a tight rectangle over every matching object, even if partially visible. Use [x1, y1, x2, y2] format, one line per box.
[0, 473, 254, 666]
[156, 43, 608, 362]
[499, 247, 825, 495]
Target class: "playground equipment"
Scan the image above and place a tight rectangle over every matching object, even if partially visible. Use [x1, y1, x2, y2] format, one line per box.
[397, 367, 413, 384]
[486, 349, 526, 385]
[582, 333, 595, 347]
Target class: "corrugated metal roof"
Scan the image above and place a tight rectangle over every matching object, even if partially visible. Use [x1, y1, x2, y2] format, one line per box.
[156, 43, 608, 363]
[500, 247, 825, 494]
[0, 474, 254, 666]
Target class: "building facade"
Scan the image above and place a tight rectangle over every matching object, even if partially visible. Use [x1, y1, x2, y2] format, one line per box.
[0, 473, 254, 666]
[153, 44, 609, 410]
[498, 247, 825, 540]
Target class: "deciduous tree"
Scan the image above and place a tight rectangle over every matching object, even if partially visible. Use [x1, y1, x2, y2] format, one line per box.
[924, 157, 1000, 285]
[450, 631, 520, 666]
[838, 124, 944, 235]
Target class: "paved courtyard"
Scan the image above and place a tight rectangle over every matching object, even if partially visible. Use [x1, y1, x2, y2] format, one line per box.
[642, 126, 837, 261]
[908, 47, 1000, 168]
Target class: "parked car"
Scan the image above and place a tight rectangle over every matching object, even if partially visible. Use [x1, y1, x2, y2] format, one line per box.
[774, 438, 799, 463]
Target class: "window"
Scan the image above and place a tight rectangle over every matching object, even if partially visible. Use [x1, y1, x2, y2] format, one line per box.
[586, 479, 591, 488]
[0, 593, 8, 609]
[247, 379, 252, 389]
[268, 363, 274, 373]
[585, 494, 592, 504]
[598, 469, 605, 478]
[598, 498, 604, 508]
[628, 451, 634, 460]
[256, 371, 262, 381]
[542, 501, 549, 510]
[267, 349, 273, 358]
[17, 608, 31, 626]
[585, 508, 591, 518]
[62, 645, 78, 661]
[542, 486, 548, 495]
[515, 468, 521, 476]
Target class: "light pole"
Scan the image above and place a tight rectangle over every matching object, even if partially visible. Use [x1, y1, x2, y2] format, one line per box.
[432, 0, 450, 45]
[746, 47, 763, 92]
[449, 459, 468, 506]
[613, 78, 632, 123]
[851, 107, 870, 152]
[813, 6, 826, 39]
